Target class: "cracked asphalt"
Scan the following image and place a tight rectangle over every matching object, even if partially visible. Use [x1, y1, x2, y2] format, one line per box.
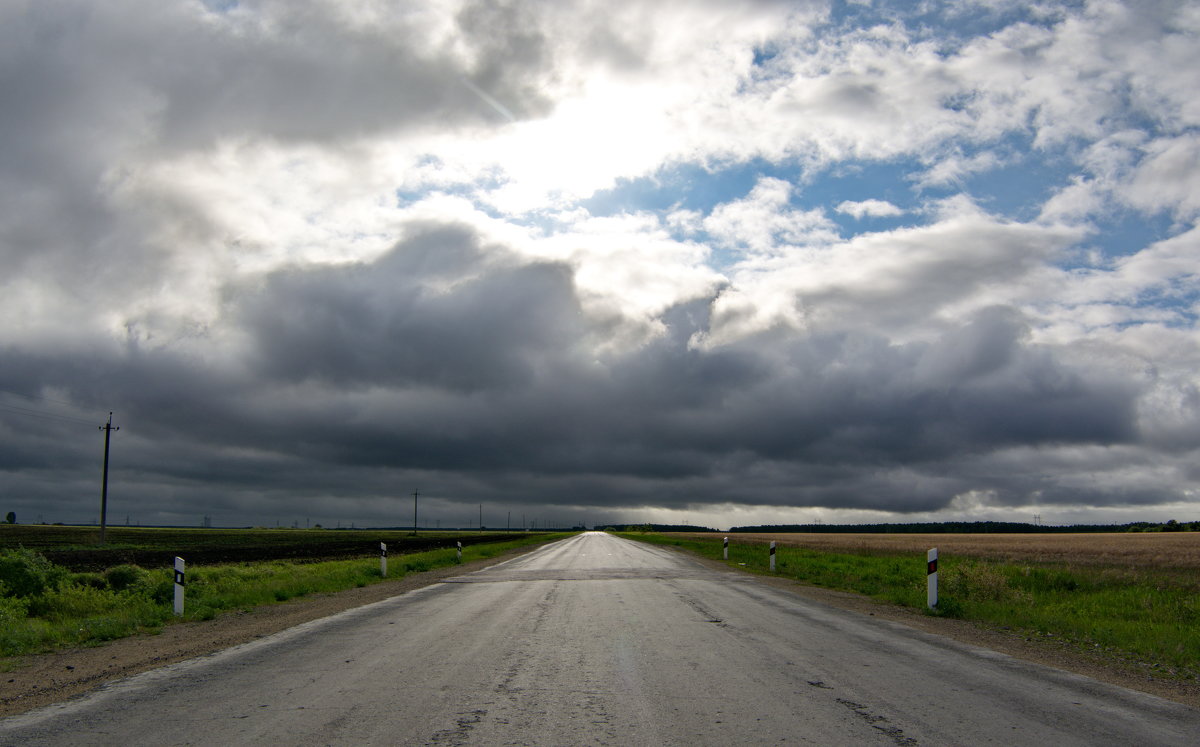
[3, 532, 1198, 745]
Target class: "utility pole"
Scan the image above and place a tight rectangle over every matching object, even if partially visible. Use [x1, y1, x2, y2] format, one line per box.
[479, 504, 483, 533]
[98, 412, 118, 544]
[412, 489, 419, 535]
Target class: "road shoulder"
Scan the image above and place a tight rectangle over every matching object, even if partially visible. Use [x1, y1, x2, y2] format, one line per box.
[671, 545, 1200, 709]
[0, 548, 533, 719]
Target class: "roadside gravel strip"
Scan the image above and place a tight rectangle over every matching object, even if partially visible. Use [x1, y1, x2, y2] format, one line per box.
[2, 539, 1196, 720]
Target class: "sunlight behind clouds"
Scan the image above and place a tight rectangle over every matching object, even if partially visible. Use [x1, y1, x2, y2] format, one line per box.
[1, 0, 1198, 528]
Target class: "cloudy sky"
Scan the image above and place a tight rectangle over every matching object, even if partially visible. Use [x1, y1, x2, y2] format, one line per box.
[2, 0, 1198, 530]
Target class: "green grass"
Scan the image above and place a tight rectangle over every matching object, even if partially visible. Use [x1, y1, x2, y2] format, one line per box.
[0, 533, 574, 658]
[617, 532, 1200, 680]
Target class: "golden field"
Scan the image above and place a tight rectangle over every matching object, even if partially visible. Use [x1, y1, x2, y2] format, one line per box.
[675, 532, 1200, 569]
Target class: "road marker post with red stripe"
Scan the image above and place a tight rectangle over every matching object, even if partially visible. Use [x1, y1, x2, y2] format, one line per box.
[723, 536, 728, 560]
[380, 542, 387, 578]
[173, 557, 185, 617]
[769, 541, 776, 572]
[927, 548, 938, 609]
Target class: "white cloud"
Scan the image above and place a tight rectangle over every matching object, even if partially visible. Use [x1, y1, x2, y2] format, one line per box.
[1037, 175, 1110, 224]
[536, 210, 726, 348]
[694, 194, 1084, 347]
[911, 150, 1003, 189]
[835, 199, 904, 219]
[1034, 225, 1200, 319]
[703, 177, 840, 256]
[1125, 135, 1200, 220]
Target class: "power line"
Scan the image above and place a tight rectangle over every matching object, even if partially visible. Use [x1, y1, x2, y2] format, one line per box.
[0, 402, 97, 427]
[0, 386, 85, 409]
[0, 385, 103, 426]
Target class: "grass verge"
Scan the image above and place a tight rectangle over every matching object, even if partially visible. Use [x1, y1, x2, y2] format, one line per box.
[0, 533, 573, 658]
[616, 532, 1199, 681]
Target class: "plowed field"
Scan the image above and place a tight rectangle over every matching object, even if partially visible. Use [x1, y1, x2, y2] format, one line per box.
[0, 524, 532, 571]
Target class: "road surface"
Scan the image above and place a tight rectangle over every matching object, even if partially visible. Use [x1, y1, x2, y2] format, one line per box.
[2, 532, 1198, 745]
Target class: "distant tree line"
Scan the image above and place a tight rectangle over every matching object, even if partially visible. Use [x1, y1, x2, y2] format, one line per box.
[600, 524, 720, 533]
[729, 520, 1200, 533]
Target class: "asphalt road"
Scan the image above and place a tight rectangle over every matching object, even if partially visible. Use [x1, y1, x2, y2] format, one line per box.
[3, 532, 1198, 745]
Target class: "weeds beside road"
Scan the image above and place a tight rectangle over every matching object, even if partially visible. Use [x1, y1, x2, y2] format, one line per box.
[0, 532, 574, 659]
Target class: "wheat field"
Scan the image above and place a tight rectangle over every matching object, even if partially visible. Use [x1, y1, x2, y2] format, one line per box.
[676, 532, 1200, 569]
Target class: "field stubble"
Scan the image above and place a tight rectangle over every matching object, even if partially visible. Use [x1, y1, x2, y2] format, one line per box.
[680, 531, 1200, 568]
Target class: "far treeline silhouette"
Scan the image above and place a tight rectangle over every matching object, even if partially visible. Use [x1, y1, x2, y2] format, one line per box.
[602, 520, 1199, 533]
[729, 520, 1200, 533]
[600, 524, 719, 533]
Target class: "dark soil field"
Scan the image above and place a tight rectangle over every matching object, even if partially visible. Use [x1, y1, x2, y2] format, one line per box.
[0, 524, 534, 571]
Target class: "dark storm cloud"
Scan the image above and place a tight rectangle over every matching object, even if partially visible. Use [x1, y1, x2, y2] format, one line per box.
[236, 224, 588, 391]
[0, 216, 1155, 526]
[180, 230, 1154, 496]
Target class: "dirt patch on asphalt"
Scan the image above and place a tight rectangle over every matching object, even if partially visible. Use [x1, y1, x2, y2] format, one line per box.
[3, 541, 1197, 719]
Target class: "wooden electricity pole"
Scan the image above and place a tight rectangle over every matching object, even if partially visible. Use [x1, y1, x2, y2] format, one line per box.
[411, 489, 419, 535]
[98, 412, 118, 544]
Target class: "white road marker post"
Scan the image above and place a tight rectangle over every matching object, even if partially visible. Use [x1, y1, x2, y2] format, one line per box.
[723, 536, 729, 560]
[769, 541, 776, 572]
[927, 547, 938, 609]
[456, 541, 462, 562]
[173, 556, 185, 617]
[380, 542, 387, 578]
